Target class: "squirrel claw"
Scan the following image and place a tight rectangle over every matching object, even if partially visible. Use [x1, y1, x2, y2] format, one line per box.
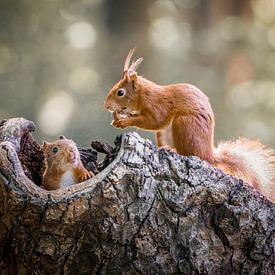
[160, 145, 177, 153]
[81, 171, 93, 182]
[111, 119, 127, 129]
[89, 171, 94, 177]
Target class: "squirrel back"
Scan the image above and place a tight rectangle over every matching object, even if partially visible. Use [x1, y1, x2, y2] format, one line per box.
[104, 48, 275, 202]
[42, 136, 92, 190]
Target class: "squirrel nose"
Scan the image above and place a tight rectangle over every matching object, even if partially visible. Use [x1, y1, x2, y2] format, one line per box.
[104, 102, 113, 112]
[104, 101, 110, 110]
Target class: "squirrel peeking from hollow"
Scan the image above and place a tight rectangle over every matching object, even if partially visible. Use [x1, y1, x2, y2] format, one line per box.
[104, 48, 275, 202]
[42, 136, 93, 190]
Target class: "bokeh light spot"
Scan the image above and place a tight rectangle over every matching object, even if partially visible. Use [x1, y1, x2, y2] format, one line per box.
[149, 17, 192, 53]
[252, 0, 275, 24]
[229, 81, 275, 110]
[66, 21, 96, 49]
[38, 91, 75, 136]
[149, 0, 178, 19]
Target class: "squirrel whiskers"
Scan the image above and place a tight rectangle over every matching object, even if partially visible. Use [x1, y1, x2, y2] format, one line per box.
[104, 48, 275, 202]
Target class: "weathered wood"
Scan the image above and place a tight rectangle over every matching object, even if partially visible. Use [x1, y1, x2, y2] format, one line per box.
[0, 118, 274, 274]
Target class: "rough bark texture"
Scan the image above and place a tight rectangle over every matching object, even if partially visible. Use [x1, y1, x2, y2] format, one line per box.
[0, 118, 274, 274]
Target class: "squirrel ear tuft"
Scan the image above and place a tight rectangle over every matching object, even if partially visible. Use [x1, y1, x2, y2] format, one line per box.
[126, 70, 137, 83]
[59, 135, 66, 140]
[42, 141, 49, 149]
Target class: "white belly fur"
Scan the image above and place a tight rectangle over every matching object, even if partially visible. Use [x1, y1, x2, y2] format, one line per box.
[60, 170, 76, 189]
[159, 122, 174, 147]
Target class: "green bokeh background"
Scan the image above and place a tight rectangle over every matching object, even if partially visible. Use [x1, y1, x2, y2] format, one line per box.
[0, 0, 274, 149]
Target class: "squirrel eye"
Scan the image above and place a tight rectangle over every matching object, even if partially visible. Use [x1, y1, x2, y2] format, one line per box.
[52, 146, 59, 154]
[117, 89, 125, 97]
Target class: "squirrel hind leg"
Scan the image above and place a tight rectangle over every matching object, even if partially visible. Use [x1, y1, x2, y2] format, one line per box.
[155, 123, 174, 148]
[171, 115, 215, 164]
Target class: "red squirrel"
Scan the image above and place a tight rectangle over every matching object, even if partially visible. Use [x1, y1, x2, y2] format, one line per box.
[42, 136, 93, 190]
[104, 48, 275, 202]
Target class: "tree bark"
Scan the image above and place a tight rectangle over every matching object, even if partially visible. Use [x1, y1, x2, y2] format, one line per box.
[0, 118, 274, 274]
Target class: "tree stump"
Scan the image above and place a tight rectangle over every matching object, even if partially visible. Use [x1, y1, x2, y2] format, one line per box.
[0, 118, 274, 274]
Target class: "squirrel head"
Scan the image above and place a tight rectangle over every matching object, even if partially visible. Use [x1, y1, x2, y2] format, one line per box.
[104, 48, 143, 115]
[42, 136, 81, 170]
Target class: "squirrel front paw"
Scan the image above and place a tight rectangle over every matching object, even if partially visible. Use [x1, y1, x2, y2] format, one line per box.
[111, 119, 128, 129]
[80, 170, 93, 182]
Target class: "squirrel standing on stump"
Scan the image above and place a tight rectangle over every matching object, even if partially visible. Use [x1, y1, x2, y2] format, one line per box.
[104, 48, 275, 202]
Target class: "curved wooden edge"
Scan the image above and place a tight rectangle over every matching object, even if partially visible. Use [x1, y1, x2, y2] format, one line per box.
[0, 130, 136, 202]
[0, 117, 35, 152]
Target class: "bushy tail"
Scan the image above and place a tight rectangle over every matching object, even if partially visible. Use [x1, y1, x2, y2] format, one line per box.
[214, 138, 275, 202]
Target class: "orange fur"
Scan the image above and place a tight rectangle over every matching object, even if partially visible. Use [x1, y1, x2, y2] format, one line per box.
[42, 136, 92, 190]
[104, 48, 275, 202]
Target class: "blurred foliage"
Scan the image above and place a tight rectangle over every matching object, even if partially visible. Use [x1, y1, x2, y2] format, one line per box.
[0, 0, 275, 148]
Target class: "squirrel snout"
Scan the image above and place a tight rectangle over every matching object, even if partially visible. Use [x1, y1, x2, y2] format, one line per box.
[104, 102, 114, 112]
[104, 101, 110, 110]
